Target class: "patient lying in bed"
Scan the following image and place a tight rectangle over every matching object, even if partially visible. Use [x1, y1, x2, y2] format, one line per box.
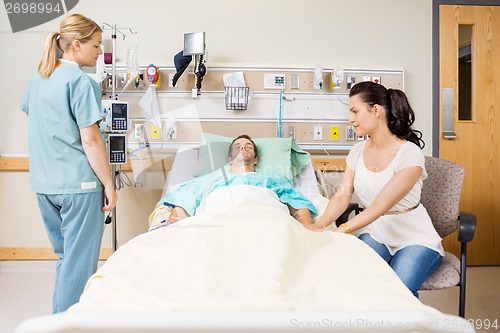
[160, 134, 316, 227]
[67, 133, 449, 319]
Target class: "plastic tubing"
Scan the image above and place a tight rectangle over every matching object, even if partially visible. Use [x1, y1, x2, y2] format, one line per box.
[278, 90, 283, 138]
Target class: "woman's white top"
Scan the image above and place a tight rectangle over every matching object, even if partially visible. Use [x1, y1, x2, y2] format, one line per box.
[346, 141, 444, 256]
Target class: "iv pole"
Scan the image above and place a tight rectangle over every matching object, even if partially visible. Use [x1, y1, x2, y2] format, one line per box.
[110, 24, 118, 252]
[102, 23, 137, 252]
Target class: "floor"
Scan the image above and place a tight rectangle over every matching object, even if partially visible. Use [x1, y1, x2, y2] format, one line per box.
[1, 261, 499, 333]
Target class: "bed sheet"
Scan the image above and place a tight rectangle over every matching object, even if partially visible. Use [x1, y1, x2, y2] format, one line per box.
[15, 186, 475, 333]
[74, 186, 432, 312]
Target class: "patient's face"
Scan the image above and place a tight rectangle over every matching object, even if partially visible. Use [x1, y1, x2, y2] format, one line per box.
[229, 138, 257, 167]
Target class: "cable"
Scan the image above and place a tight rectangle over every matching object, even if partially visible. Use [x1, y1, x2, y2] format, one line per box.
[116, 79, 132, 98]
[114, 167, 132, 190]
[315, 84, 335, 197]
[335, 88, 349, 106]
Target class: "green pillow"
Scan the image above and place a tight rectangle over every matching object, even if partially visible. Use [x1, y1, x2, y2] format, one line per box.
[193, 133, 310, 183]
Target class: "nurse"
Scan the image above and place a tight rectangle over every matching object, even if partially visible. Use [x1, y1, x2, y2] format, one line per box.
[21, 13, 117, 313]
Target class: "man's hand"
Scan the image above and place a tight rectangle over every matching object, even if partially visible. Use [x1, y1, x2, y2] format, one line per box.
[288, 206, 313, 226]
[166, 206, 189, 225]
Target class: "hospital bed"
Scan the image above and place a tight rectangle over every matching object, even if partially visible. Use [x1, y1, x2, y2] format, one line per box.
[15, 135, 475, 333]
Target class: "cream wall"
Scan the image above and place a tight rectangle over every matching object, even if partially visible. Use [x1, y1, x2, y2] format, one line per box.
[0, 0, 433, 250]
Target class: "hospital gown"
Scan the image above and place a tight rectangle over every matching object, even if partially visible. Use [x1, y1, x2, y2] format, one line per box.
[160, 171, 316, 217]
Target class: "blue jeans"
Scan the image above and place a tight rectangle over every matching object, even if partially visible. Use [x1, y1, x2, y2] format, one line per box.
[359, 233, 441, 298]
[37, 192, 105, 313]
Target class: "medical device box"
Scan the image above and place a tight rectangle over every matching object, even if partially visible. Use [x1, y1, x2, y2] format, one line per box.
[101, 100, 129, 132]
[107, 134, 127, 165]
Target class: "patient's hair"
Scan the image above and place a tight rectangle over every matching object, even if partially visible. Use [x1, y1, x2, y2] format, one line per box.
[349, 81, 425, 149]
[228, 134, 259, 158]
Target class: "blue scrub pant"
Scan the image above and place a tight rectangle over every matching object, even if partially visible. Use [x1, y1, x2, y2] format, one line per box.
[359, 233, 442, 298]
[37, 192, 105, 313]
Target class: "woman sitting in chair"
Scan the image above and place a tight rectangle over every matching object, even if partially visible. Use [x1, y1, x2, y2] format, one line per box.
[309, 81, 444, 298]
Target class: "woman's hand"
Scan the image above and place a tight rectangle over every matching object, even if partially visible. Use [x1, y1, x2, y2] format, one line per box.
[303, 223, 326, 232]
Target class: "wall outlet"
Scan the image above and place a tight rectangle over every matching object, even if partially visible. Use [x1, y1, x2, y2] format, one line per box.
[264, 73, 286, 89]
[134, 124, 144, 140]
[117, 73, 127, 87]
[330, 126, 339, 140]
[151, 125, 160, 139]
[164, 122, 177, 140]
[346, 76, 356, 90]
[346, 125, 356, 141]
[314, 125, 323, 141]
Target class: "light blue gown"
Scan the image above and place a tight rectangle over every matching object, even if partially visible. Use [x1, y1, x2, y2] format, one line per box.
[160, 170, 317, 217]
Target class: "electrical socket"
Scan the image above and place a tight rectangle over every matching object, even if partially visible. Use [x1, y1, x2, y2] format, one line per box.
[165, 122, 177, 140]
[117, 73, 127, 87]
[134, 124, 144, 140]
[346, 125, 356, 141]
[314, 125, 323, 141]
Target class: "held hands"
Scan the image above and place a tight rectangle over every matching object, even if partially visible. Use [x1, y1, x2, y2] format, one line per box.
[304, 223, 325, 232]
[303, 222, 349, 233]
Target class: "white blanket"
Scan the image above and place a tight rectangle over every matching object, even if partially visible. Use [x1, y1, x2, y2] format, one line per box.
[71, 186, 438, 314]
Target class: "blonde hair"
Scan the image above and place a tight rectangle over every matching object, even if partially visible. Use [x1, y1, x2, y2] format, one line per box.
[38, 13, 102, 78]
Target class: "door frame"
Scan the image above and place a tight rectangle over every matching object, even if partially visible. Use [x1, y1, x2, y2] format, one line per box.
[431, 0, 499, 156]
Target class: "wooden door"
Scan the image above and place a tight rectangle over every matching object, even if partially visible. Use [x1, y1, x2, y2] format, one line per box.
[439, 5, 500, 265]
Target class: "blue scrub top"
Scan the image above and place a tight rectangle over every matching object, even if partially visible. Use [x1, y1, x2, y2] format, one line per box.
[22, 60, 104, 194]
[160, 171, 317, 217]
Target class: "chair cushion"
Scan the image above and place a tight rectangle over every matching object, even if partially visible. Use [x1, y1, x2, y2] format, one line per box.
[420, 252, 460, 290]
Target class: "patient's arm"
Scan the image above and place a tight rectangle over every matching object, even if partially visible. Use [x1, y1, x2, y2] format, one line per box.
[167, 206, 189, 224]
[288, 206, 313, 226]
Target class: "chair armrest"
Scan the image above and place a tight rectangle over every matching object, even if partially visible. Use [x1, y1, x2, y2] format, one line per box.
[458, 211, 476, 243]
[335, 203, 362, 226]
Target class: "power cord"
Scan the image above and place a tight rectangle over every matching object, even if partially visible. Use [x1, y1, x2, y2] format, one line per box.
[114, 166, 132, 190]
[315, 84, 337, 199]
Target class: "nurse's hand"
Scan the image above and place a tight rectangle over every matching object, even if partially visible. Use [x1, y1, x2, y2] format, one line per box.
[103, 186, 118, 211]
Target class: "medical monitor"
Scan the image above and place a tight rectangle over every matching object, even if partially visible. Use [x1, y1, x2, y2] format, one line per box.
[101, 100, 129, 132]
[108, 134, 127, 165]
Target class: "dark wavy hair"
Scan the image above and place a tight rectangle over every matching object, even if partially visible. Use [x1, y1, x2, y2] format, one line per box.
[228, 134, 259, 158]
[349, 81, 425, 149]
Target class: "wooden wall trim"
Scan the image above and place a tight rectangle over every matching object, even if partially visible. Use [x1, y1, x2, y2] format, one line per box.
[0, 247, 112, 260]
[0, 157, 133, 172]
[312, 158, 346, 172]
[0, 157, 29, 171]
[1, 156, 346, 172]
